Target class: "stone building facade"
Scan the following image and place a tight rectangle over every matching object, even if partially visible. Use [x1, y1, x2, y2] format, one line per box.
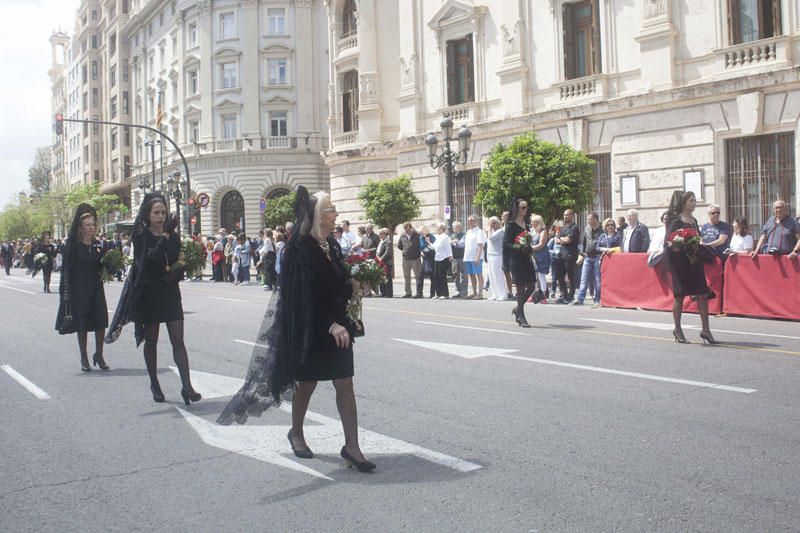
[124, 0, 330, 234]
[325, 0, 800, 233]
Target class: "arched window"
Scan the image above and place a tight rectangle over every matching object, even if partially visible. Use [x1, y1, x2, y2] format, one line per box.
[220, 190, 245, 233]
[266, 187, 291, 200]
[342, 0, 357, 37]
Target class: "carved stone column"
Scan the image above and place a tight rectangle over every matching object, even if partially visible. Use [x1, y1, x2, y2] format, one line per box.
[198, 0, 214, 142]
[241, 0, 260, 137]
[355, 0, 382, 144]
[635, 0, 676, 90]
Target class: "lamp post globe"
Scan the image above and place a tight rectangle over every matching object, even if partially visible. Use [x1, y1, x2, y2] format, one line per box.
[440, 116, 454, 140]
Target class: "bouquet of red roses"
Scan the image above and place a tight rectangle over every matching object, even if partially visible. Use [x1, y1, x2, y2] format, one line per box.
[667, 227, 701, 264]
[512, 230, 533, 254]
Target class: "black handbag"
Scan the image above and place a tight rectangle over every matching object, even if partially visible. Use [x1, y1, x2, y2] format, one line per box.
[59, 300, 74, 334]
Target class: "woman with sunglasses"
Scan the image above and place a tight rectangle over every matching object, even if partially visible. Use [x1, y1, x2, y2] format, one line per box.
[503, 198, 535, 327]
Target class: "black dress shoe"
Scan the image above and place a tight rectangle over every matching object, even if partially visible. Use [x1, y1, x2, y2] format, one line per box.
[92, 353, 109, 371]
[341, 447, 375, 472]
[288, 430, 313, 459]
[80, 355, 91, 372]
[151, 382, 165, 403]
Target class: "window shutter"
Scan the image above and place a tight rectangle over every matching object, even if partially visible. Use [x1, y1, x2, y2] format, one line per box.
[592, 0, 602, 74]
[772, 0, 782, 36]
[727, 0, 740, 45]
[466, 34, 475, 103]
[563, 3, 575, 80]
[446, 40, 457, 106]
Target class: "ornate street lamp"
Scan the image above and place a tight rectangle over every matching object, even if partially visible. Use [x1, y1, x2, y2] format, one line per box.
[426, 116, 472, 231]
[166, 170, 185, 234]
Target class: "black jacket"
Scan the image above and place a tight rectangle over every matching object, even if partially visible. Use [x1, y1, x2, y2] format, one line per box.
[398, 231, 421, 260]
[627, 223, 651, 253]
[581, 225, 603, 257]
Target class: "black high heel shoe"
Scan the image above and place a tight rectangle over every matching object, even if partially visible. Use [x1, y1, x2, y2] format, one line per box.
[511, 308, 519, 323]
[180, 388, 202, 406]
[151, 382, 165, 403]
[341, 447, 376, 472]
[288, 430, 314, 459]
[92, 353, 109, 371]
[699, 331, 719, 345]
[673, 330, 690, 344]
[80, 354, 91, 372]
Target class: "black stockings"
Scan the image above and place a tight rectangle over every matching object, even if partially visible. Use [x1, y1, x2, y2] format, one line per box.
[143, 321, 195, 392]
[77, 330, 105, 359]
[515, 282, 535, 319]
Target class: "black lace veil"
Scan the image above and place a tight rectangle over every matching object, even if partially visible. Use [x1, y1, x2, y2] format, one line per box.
[105, 193, 168, 346]
[59, 203, 98, 298]
[509, 196, 531, 227]
[217, 186, 319, 425]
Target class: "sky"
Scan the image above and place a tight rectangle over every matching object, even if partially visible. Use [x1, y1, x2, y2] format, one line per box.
[0, 0, 78, 204]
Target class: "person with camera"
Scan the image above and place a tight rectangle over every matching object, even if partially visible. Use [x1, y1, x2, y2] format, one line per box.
[751, 200, 800, 260]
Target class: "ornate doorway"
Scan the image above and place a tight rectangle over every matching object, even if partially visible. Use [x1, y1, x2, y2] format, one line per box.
[220, 190, 245, 233]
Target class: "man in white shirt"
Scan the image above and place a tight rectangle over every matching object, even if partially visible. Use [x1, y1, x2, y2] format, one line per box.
[464, 215, 486, 299]
[341, 220, 361, 254]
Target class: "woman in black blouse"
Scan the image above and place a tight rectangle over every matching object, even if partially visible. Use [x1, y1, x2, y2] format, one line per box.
[106, 193, 201, 404]
[219, 188, 374, 472]
[503, 198, 536, 328]
[55, 205, 109, 371]
[665, 190, 718, 345]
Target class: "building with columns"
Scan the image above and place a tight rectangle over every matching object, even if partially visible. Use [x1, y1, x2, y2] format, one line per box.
[325, 0, 800, 233]
[124, 0, 330, 234]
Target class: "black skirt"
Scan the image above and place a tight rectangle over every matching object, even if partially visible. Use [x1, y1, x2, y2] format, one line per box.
[55, 243, 108, 334]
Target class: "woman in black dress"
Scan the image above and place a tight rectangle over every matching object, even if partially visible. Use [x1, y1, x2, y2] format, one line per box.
[218, 187, 374, 472]
[55, 204, 109, 372]
[35, 232, 58, 293]
[503, 198, 536, 328]
[665, 191, 718, 345]
[106, 193, 201, 404]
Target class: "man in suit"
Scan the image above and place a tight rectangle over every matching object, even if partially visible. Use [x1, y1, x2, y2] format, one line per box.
[624, 209, 650, 253]
[397, 222, 422, 298]
[1, 241, 14, 275]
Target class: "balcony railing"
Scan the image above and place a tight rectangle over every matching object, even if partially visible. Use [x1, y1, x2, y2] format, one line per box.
[721, 37, 785, 70]
[441, 102, 475, 123]
[213, 139, 241, 152]
[261, 136, 295, 149]
[553, 74, 608, 102]
[337, 35, 358, 56]
[331, 131, 358, 150]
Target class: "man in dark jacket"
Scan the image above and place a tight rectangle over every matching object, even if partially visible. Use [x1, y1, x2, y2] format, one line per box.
[1, 241, 14, 275]
[572, 212, 603, 306]
[397, 222, 422, 298]
[624, 209, 650, 253]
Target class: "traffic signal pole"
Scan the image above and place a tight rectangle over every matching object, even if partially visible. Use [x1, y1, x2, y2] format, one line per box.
[57, 116, 194, 236]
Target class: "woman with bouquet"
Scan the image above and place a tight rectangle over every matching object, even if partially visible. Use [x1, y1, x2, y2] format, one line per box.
[503, 198, 536, 327]
[105, 193, 202, 404]
[55, 205, 109, 371]
[219, 188, 375, 472]
[34, 232, 58, 293]
[664, 190, 718, 344]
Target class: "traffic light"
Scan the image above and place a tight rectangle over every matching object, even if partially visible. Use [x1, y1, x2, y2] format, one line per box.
[54, 114, 64, 136]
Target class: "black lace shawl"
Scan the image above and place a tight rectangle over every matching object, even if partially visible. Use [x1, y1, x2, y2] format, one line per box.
[105, 193, 168, 347]
[217, 186, 330, 425]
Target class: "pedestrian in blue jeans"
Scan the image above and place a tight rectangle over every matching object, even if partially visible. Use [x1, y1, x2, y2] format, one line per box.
[573, 212, 603, 307]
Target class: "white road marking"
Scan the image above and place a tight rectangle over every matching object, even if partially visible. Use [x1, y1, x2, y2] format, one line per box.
[1, 365, 50, 399]
[393, 339, 757, 395]
[177, 368, 482, 479]
[209, 296, 251, 304]
[0, 282, 35, 295]
[234, 339, 268, 349]
[582, 318, 800, 341]
[393, 339, 519, 359]
[415, 320, 529, 336]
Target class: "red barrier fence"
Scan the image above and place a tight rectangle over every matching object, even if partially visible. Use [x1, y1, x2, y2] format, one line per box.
[723, 255, 800, 321]
[600, 253, 724, 315]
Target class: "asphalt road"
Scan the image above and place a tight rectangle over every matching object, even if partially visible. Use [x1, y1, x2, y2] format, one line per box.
[1, 271, 799, 532]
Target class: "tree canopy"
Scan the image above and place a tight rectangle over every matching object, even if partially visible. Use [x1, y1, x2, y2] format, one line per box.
[475, 133, 595, 225]
[63, 182, 128, 221]
[263, 191, 296, 229]
[28, 147, 52, 196]
[358, 174, 421, 236]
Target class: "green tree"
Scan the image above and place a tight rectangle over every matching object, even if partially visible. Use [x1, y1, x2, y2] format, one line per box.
[475, 133, 595, 225]
[63, 182, 128, 221]
[0, 195, 51, 240]
[358, 174, 421, 239]
[263, 191, 296, 229]
[28, 147, 52, 196]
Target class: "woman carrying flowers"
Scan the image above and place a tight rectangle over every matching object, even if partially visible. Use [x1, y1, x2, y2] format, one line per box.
[503, 197, 536, 328]
[664, 190, 718, 345]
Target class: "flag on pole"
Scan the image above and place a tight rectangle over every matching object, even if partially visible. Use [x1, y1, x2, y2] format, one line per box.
[156, 91, 163, 128]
